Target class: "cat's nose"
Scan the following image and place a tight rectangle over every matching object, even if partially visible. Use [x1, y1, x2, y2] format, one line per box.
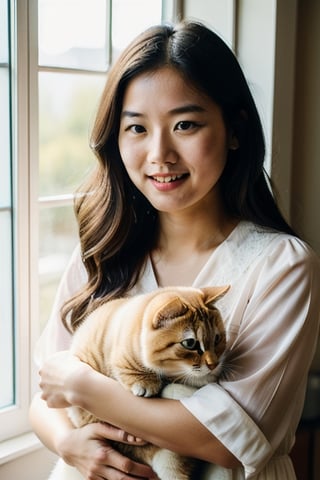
[204, 353, 218, 370]
[206, 360, 218, 370]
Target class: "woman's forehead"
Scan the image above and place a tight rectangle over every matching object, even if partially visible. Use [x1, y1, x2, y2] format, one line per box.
[121, 67, 217, 114]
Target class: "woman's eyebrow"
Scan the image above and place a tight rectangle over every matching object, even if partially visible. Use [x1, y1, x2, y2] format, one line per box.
[121, 110, 143, 118]
[168, 104, 207, 115]
[121, 104, 206, 119]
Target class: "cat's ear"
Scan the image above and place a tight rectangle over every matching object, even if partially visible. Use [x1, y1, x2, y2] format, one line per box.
[152, 297, 187, 329]
[202, 285, 230, 307]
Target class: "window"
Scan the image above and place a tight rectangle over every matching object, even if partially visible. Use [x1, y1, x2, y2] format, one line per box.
[0, 0, 14, 413]
[1, 0, 163, 445]
[37, 0, 110, 330]
[38, 0, 163, 330]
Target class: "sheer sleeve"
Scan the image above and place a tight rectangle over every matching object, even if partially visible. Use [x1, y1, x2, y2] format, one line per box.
[34, 245, 87, 366]
[181, 237, 320, 477]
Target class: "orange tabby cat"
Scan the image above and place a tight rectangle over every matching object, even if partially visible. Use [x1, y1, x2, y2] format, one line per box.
[48, 285, 229, 480]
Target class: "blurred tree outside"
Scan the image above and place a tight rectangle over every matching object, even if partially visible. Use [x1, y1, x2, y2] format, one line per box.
[39, 73, 104, 196]
[38, 73, 105, 328]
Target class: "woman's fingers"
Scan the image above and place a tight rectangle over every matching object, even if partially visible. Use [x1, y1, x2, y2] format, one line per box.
[105, 449, 155, 478]
[94, 422, 146, 445]
[86, 441, 156, 479]
[80, 423, 157, 479]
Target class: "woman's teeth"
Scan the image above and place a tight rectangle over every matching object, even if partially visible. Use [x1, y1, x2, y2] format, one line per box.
[152, 174, 184, 183]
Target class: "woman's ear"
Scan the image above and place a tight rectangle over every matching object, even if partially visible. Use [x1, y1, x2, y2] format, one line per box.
[229, 135, 239, 150]
[228, 109, 247, 150]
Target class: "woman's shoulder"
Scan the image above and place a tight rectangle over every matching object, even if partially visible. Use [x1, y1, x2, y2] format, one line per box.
[196, 221, 320, 290]
[238, 221, 320, 274]
[217, 222, 320, 324]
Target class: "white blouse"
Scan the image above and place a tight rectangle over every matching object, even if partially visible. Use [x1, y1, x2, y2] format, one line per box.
[35, 221, 320, 479]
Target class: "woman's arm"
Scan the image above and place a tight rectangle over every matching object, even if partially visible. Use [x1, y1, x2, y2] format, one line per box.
[79, 368, 240, 468]
[29, 392, 73, 454]
[39, 354, 240, 469]
[29, 392, 157, 479]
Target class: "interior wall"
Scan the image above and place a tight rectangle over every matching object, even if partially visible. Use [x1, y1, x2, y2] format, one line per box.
[291, 0, 320, 255]
[0, 449, 57, 480]
[292, 0, 320, 371]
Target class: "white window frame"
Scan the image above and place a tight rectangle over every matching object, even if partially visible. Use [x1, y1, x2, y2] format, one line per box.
[0, 0, 35, 444]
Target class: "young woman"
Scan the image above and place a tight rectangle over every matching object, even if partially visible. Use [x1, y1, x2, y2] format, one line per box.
[30, 21, 320, 479]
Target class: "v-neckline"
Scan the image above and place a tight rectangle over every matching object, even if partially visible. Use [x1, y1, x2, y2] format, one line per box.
[148, 221, 243, 288]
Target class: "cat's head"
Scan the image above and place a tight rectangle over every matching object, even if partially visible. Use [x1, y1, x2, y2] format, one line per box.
[141, 285, 229, 387]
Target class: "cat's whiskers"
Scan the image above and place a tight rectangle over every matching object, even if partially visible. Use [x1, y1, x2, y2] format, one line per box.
[219, 355, 239, 381]
[168, 363, 220, 387]
[170, 370, 195, 385]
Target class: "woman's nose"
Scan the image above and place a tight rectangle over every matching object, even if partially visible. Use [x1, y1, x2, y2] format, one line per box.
[147, 131, 178, 165]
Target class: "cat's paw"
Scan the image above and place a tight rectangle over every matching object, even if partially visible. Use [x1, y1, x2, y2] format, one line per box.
[131, 383, 160, 397]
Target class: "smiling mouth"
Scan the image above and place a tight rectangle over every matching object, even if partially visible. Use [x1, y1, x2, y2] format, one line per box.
[151, 174, 188, 183]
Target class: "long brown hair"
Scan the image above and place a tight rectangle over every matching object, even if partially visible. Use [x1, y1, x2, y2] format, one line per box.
[61, 21, 295, 332]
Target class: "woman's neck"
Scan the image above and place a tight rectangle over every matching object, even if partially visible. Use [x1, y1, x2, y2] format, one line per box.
[156, 209, 237, 255]
[151, 209, 238, 287]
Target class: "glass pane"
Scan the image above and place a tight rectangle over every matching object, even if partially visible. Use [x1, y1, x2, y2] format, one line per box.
[0, 0, 13, 410]
[0, 211, 14, 408]
[0, 0, 9, 63]
[38, 0, 110, 71]
[38, 71, 105, 196]
[0, 57, 11, 209]
[39, 205, 78, 329]
[112, 0, 162, 57]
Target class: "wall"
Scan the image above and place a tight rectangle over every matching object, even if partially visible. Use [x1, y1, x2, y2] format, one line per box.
[0, 448, 57, 480]
[291, 0, 320, 255]
[292, 0, 320, 372]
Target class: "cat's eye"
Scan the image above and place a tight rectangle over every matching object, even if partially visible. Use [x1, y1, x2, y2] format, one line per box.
[181, 338, 198, 350]
[214, 334, 221, 346]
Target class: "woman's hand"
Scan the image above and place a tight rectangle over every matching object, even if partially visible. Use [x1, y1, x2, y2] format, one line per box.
[57, 421, 157, 479]
[39, 351, 92, 408]
[38, 353, 157, 478]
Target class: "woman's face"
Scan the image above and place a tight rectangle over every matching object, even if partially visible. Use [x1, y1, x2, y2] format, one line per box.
[118, 67, 230, 215]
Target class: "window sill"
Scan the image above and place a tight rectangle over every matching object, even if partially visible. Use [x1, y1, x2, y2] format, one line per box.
[0, 432, 42, 465]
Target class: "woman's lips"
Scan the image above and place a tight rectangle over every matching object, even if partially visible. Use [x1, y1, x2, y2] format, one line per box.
[149, 173, 188, 191]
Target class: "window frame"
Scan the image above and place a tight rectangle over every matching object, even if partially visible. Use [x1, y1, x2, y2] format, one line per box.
[0, 0, 14, 415]
[0, 0, 34, 442]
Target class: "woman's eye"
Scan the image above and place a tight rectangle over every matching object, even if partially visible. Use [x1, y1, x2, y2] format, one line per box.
[181, 338, 198, 350]
[175, 121, 197, 131]
[126, 124, 146, 134]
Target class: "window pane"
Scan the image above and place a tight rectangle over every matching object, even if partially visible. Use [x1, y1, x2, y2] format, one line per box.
[0, 63, 11, 209]
[0, 0, 14, 411]
[112, 0, 162, 57]
[39, 205, 78, 329]
[38, 0, 110, 71]
[0, 211, 14, 408]
[38, 72, 104, 196]
[0, 0, 9, 63]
